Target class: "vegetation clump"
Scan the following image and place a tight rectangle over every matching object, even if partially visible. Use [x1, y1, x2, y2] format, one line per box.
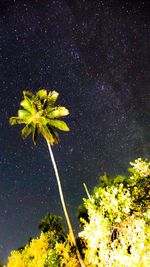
[5, 158, 150, 267]
[79, 158, 150, 266]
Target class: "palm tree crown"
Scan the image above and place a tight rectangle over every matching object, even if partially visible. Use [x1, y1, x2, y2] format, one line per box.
[9, 89, 70, 144]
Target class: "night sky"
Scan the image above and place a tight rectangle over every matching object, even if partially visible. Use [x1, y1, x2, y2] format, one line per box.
[0, 0, 149, 263]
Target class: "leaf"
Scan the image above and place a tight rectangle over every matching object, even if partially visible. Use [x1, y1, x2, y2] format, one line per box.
[47, 107, 69, 119]
[39, 124, 55, 144]
[48, 126, 60, 144]
[34, 98, 42, 111]
[114, 175, 125, 184]
[21, 97, 37, 116]
[100, 175, 108, 185]
[21, 124, 32, 139]
[23, 91, 34, 100]
[9, 117, 29, 125]
[38, 116, 48, 125]
[47, 91, 59, 106]
[48, 119, 70, 131]
[18, 110, 31, 117]
[20, 98, 32, 111]
[36, 89, 47, 100]
[45, 107, 55, 116]
[32, 125, 39, 145]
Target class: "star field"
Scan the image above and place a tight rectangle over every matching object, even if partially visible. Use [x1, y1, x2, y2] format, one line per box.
[0, 0, 149, 263]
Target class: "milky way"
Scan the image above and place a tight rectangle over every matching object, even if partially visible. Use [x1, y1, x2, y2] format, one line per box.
[0, 0, 149, 263]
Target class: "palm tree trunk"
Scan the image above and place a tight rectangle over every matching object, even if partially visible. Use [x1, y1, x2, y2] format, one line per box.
[46, 141, 86, 267]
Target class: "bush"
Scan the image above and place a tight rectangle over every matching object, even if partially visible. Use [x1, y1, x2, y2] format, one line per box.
[6, 232, 60, 267]
[79, 158, 150, 267]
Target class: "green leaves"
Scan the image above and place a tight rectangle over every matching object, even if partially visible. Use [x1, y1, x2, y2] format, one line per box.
[21, 124, 32, 139]
[18, 110, 31, 117]
[38, 116, 48, 125]
[23, 90, 34, 100]
[32, 125, 39, 145]
[79, 159, 150, 267]
[9, 117, 29, 125]
[47, 91, 59, 106]
[36, 89, 47, 100]
[48, 119, 70, 131]
[39, 124, 55, 144]
[47, 107, 69, 119]
[9, 89, 70, 145]
[20, 98, 32, 111]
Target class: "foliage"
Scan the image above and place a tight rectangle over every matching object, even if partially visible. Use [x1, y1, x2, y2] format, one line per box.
[76, 205, 89, 227]
[5, 158, 150, 266]
[5, 231, 80, 267]
[9, 89, 70, 145]
[6, 231, 59, 267]
[38, 213, 66, 241]
[79, 158, 150, 266]
[43, 250, 61, 267]
[55, 239, 80, 267]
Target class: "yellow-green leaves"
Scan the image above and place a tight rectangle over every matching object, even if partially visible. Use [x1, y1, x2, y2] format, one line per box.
[39, 124, 56, 144]
[9, 89, 70, 145]
[79, 159, 150, 267]
[47, 91, 59, 106]
[20, 98, 32, 111]
[47, 107, 69, 119]
[38, 116, 48, 125]
[9, 117, 29, 125]
[9, 117, 18, 125]
[48, 119, 70, 131]
[18, 110, 31, 117]
[21, 124, 32, 139]
[36, 89, 47, 100]
[23, 90, 34, 100]
[20, 97, 36, 116]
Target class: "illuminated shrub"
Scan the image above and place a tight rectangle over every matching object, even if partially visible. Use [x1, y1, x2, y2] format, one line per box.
[6, 231, 79, 267]
[55, 234, 80, 267]
[79, 158, 150, 267]
[5, 250, 25, 267]
[6, 232, 59, 267]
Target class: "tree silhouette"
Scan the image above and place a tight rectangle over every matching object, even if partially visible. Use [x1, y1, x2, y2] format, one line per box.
[38, 213, 66, 241]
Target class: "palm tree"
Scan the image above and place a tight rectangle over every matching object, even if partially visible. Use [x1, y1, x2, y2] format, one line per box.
[38, 213, 66, 241]
[9, 89, 85, 266]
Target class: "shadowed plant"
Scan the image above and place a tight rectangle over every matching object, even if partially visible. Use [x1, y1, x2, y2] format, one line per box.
[38, 213, 66, 241]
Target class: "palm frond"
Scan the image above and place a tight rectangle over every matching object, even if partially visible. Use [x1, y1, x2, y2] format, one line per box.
[47, 91, 59, 106]
[21, 124, 32, 139]
[36, 89, 47, 100]
[32, 124, 39, 145]
[20, 97, 36, 115]
[9, 117, 30, 125]
[46, 106, 69, 119]
[18, 110, 31, 117]
[39, 124, 55, 144]
[45, 106, 55, 116]
[48, 119, 70, 132]
[23, 91, 34, 100]
[48, 126, 60, 144]
[38, 116, 48, 125]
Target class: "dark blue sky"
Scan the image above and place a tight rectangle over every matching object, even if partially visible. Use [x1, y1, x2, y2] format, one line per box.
[0, 0, 149, 263]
